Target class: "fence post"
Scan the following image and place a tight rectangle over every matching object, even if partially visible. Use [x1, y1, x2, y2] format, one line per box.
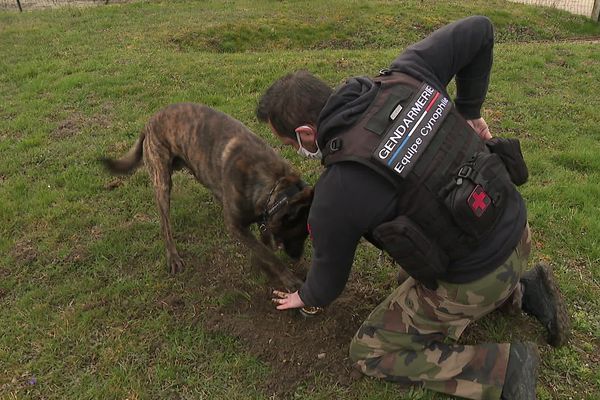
[16, 0, 22, 12]
[592, 0, 600, 21]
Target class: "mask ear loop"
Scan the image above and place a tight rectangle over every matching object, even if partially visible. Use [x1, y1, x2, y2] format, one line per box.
[295, 128, 321, 159]
[295, 131, 306, 150]
[294, 125, 314, 146]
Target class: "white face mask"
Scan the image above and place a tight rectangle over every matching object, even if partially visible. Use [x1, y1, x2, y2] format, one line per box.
[295, 131, 322, 159]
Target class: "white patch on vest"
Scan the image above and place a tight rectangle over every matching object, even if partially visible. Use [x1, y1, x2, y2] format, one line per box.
[390, 104, 403, 120]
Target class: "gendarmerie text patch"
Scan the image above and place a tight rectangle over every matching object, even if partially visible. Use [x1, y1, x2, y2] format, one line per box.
[372, 83, 451, 178]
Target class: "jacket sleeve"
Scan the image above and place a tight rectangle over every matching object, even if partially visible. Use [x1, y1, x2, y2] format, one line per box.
[390, 15, 495, 119]
[298, 199, 361, 307]
[298, 164, 397, 307]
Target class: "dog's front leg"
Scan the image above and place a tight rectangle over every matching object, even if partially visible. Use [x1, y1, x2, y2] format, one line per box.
[259, 227, 275, 250]
[242, 231, 303, 291]
[223, 216, 302, 290]
[145, 148, 185, 274]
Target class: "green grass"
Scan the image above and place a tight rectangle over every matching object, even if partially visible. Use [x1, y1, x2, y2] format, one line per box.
[1, 0, 599, 399]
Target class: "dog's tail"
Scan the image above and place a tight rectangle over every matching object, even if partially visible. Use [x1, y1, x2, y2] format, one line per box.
[100, 131, 145, 175]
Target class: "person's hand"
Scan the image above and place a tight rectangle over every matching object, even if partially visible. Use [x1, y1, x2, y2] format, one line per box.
[467, 117, 492, 140]
[272, 290, 305, 310]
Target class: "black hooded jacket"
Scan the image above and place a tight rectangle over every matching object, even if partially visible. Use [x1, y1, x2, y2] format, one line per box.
[298, 16, 527, 307]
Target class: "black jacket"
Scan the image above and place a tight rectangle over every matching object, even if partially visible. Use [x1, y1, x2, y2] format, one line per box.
[299, 16, 527, 307]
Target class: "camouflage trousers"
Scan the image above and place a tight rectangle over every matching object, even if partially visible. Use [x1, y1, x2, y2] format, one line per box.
[349, 224, 531, 400]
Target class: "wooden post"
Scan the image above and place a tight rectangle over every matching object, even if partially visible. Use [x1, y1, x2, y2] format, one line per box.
[16, 0, 22, 12]
[592, 0, 600, 21]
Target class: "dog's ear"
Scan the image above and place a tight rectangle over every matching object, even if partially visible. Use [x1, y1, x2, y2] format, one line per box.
[283, 187, 313, 222]
[269, 186, 313, 229]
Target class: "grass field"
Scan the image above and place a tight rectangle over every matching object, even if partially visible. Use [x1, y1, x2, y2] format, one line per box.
[1, 1, 599, 399]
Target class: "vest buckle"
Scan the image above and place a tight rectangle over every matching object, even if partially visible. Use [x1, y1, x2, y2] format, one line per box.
[458, 165, 473, 178]
[456, 165, 473, 185]
[329, 138, 342, 153]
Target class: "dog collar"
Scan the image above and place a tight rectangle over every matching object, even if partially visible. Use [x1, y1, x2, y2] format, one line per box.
[259, 179, 306, 232]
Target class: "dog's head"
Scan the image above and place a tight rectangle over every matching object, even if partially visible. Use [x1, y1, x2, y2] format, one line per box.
[266, 177, 313, 260]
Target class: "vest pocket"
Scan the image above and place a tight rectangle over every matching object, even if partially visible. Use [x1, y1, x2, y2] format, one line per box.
[443, 152, 512, 239]
[365, 86, 413, 136]
[372, 215, 449, 290]
[485, 137, 529, 186]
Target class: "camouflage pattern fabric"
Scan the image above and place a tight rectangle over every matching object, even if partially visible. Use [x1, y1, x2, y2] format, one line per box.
[350, 225, 531, 400]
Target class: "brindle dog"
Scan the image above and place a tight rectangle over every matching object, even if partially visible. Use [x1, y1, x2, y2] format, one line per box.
[101, 103, 312, 289]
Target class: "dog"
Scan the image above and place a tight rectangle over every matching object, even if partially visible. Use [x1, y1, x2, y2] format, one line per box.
[101, 103, 312, 289]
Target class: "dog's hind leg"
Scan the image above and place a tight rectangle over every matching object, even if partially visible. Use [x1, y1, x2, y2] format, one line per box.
[144, 141, 185, 275]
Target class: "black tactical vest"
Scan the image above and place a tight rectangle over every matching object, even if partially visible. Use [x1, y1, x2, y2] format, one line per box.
[321, 71, 519, 285]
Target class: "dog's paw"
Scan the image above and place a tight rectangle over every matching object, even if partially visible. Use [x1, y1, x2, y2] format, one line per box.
[168, 255, 185, 274]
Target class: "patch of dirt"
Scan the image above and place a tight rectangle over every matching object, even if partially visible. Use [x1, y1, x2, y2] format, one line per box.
[10, 239, 38, 265]
[206, 287, 378, 396]
[508, 24, 536, 37]
[63, 244, 90, 264]
[80, 299, 109, 312]
[334, 57, 354, 71]
[104, 178, 124, 190]
[179, 251, 386, 398]
[0, 267, 9, 299]
[516, 37, 600, 45]
[51, 115, 82, 139]
[170, 244, 592, 398]
[50, 104, 114, 139]
[90, 225, 103, 241]
[0, 371, 37, 394]
[0, 267, 10, 300]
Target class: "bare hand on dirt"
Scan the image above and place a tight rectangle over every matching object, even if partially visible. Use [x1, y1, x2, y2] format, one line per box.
[272, 290, 305, 310]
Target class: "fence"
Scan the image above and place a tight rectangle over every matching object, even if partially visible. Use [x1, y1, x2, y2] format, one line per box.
[2, 0, 599, 20]
[0, 0, 126, 10]
[509, 0, 600, 19]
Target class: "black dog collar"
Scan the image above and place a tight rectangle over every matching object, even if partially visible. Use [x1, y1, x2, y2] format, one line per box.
[259, 179, 306, 232]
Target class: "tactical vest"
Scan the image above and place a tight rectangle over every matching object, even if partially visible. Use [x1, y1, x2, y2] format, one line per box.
[321, 70, 521, 286]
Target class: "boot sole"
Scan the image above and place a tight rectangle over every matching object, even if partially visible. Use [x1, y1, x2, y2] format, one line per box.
[502, 342, 540, 400]
[536, 263, 571, 347]
[524, 342, 540, 399]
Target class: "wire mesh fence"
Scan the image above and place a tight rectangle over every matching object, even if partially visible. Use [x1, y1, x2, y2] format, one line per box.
[0, 0, 130, 10]
[509, 0, 598, 18]
[1, 0, 598, 19]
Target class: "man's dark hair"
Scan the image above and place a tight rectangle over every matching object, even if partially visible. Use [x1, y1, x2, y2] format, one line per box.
[256, 70, 333, 139]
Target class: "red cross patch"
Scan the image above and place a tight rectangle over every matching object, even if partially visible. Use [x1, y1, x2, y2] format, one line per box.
[468, 185, 491, 217]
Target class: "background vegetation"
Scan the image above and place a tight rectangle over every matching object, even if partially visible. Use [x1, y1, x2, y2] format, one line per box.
[1, 0, 599, 399]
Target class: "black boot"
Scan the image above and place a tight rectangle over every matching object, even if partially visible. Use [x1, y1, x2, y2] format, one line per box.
[501, 342, 539, 400]
[520, 263, 571, 347]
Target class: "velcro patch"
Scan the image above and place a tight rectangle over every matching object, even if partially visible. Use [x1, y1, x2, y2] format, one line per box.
[468, 185, 491, 217]
[372, 83, 451, 178]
